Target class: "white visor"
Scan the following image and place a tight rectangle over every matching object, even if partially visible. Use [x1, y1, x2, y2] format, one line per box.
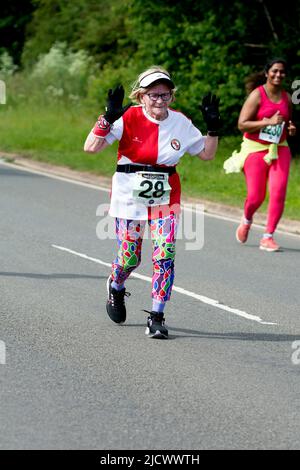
[139, 71, 174, 88]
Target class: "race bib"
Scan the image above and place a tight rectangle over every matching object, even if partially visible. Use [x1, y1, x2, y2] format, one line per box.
[259, 122, 285, 144]
[132, 172, 171, 207]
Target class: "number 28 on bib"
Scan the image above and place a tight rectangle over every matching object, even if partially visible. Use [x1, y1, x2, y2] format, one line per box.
[132, 172, 171, 207]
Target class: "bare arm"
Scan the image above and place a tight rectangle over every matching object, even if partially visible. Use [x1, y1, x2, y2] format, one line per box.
[197, 135, 218, 161]
[238, 88, 284, 133]
[84, 131, 109, 153]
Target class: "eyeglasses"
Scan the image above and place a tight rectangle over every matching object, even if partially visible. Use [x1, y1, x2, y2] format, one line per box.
[146, 92, 172, 102]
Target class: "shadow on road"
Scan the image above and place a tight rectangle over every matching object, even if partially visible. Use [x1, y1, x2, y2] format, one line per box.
[234, 243, 300, 253]
[279, 247, 300, 253]
[123, 323, 300, 342]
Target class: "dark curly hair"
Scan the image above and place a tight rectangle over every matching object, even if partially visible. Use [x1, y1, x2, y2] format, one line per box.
[245, 58, 288, 95]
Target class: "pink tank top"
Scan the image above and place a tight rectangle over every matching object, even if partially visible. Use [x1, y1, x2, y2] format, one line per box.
[244, 85, 290, 144]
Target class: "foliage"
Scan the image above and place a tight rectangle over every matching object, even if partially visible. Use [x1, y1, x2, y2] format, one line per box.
[21, 0, 133, 67]
[1, 0, 300, 148]
[0, 0, 34, 64]
[0, 51, 18, 80]
[30, 42, 95, 100]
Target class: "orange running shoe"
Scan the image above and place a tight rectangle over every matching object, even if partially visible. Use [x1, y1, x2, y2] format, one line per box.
[236, 223, 251, 244]
[259, 237, 280, 252]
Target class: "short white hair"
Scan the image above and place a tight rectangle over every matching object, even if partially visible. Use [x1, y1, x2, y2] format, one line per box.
[130, 66, 176, 104]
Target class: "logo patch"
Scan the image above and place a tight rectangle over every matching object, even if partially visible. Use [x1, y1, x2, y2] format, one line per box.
[97, 116, 110, 130]
[171, 139, 181, 151]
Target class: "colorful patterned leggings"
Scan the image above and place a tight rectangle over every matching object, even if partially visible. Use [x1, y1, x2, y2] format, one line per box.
[111, 214, 178, 302]
[243, 147, 291, 233]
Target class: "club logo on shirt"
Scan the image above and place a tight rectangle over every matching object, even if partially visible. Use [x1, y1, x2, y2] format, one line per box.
[171, 139, 181, 151]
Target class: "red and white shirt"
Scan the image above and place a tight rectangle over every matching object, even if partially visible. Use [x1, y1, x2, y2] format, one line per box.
[99, 105, 205, 220]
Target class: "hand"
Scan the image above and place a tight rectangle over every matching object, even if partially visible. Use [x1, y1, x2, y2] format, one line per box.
[199, 92, 221, 136]
[287, 120, 297, 136]
[267, 110, 284, 126]
[103, 85, 131, 124]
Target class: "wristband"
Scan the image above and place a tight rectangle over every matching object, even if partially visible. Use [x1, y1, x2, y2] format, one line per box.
[207, 130, 218, 137]
[92, 115, 111, 137]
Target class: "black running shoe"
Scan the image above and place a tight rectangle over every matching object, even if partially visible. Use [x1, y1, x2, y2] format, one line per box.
[145, 311, 168, 339]
[106, 276, 130, 324]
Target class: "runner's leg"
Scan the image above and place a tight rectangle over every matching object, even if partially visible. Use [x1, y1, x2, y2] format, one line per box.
[266, 147, 291, 234]
[111, 218, 145, 286]
[243, 152, 269, 221]
[150, 212, 179, 309]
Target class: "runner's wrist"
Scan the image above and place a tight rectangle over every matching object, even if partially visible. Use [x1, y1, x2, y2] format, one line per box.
[92, 115, 111, 137]
[207, 130, 218, 137]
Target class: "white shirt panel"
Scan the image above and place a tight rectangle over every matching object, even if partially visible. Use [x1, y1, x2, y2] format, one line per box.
[188, 135, 206, 156]
[105, 116, 124, 145]
[156, 110, 205, 165]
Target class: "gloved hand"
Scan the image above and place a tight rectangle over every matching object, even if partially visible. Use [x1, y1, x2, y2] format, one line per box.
[103, 84, 132, 124]
[199, 92, 221, 136]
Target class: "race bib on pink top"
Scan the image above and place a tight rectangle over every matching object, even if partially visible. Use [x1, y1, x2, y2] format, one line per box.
[259, 121, 285, 144]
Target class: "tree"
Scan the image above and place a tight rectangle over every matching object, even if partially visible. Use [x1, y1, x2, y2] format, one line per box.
[0, 0, 34, 64]
[21, 0, 133, 67]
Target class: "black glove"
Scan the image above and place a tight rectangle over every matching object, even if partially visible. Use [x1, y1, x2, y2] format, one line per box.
[199, 92, 221, 136]
[103, 84, 131, 124]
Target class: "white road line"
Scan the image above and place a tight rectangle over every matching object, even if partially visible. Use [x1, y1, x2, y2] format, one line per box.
[52, 244, 278, 326]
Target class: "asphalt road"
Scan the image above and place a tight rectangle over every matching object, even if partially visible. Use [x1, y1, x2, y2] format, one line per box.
[1, 160, 300, 450]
